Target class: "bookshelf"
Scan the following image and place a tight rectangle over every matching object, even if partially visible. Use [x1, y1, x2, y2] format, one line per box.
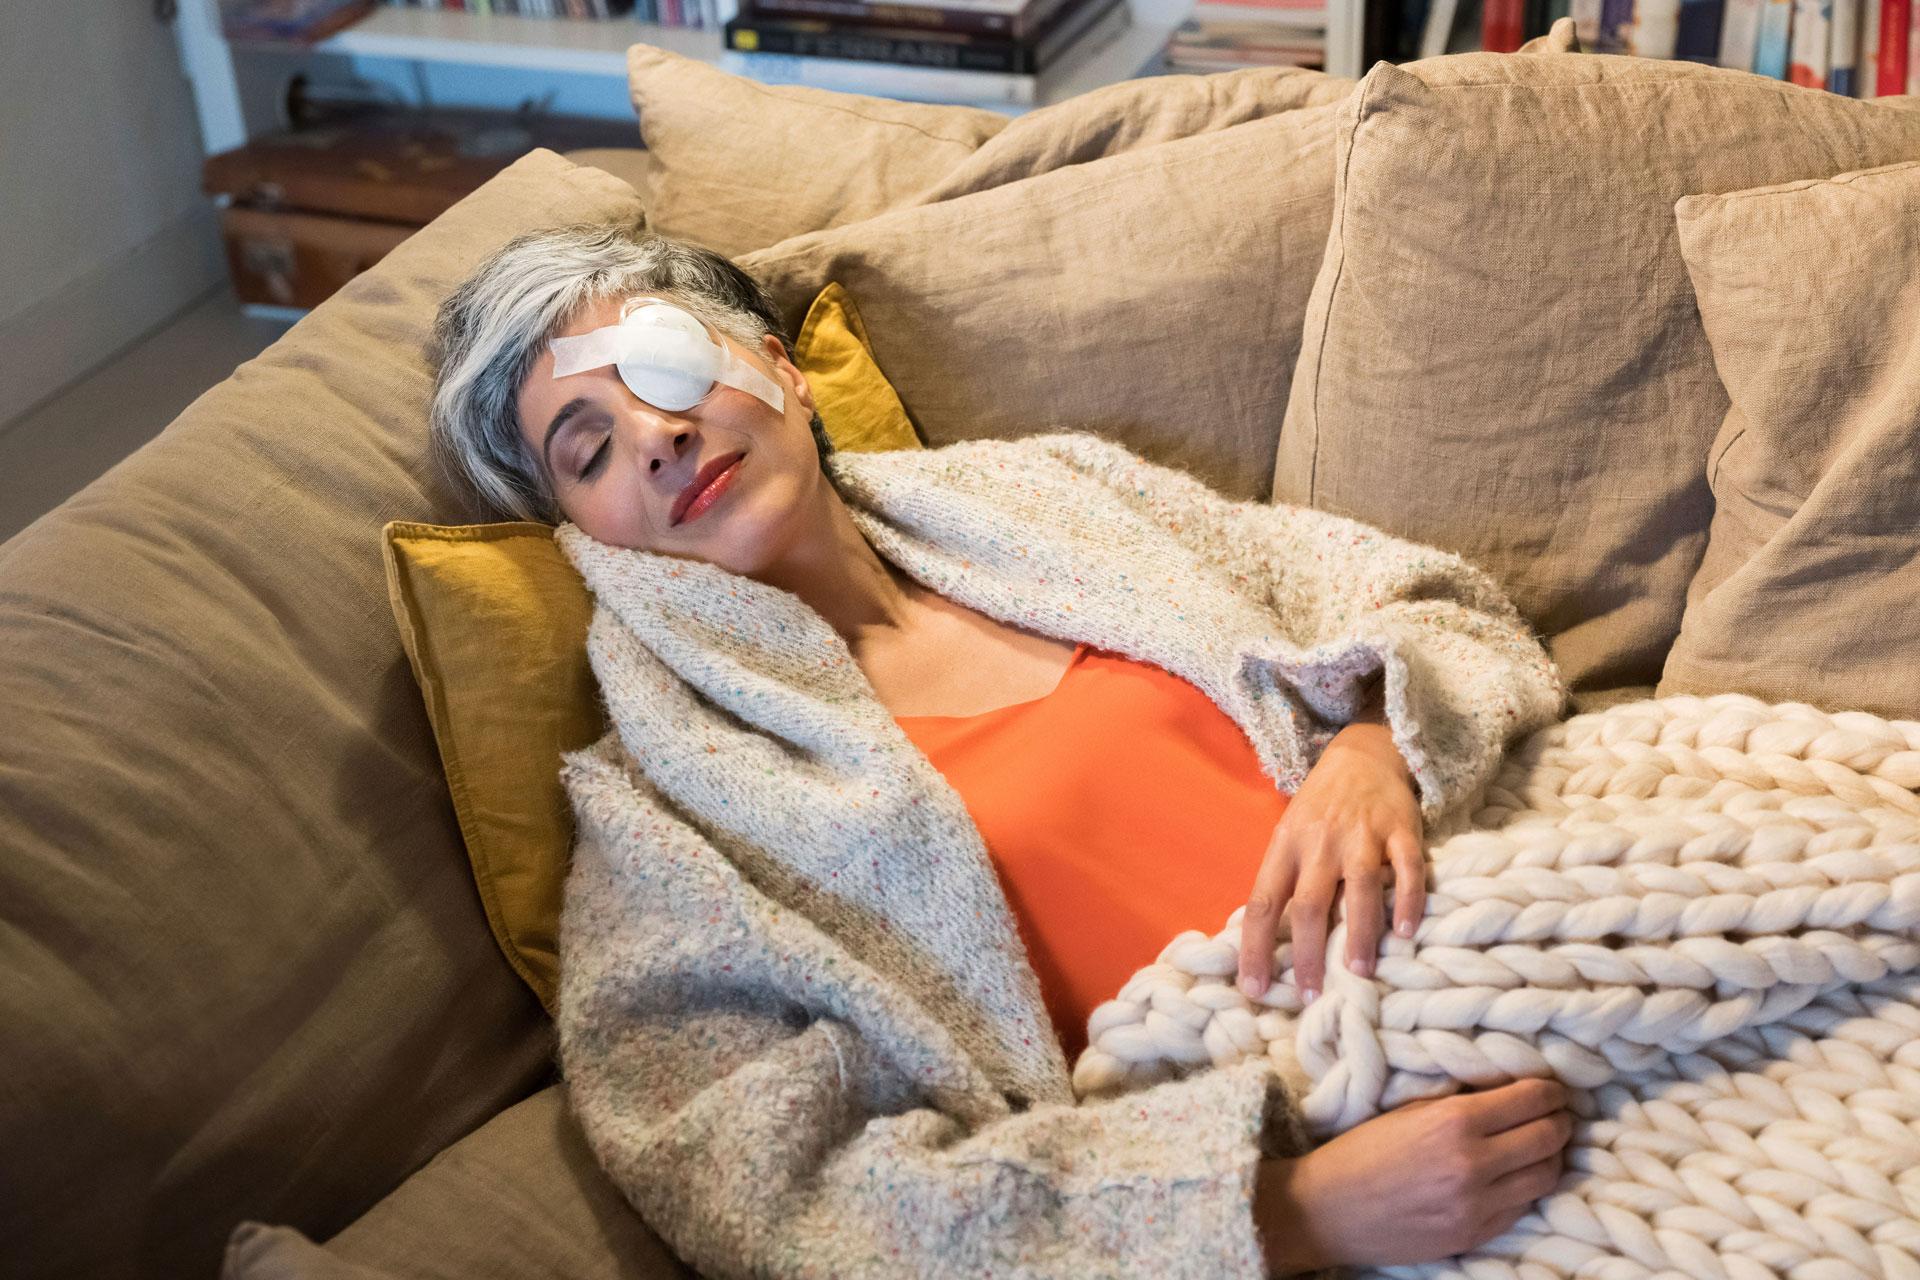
[173, 0, 1364, 155]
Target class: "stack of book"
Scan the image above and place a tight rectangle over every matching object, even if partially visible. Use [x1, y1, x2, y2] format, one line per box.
[1160, 0, 1327, 71]
[719, 0, 1134, 104]
[376, 0, 673, 23]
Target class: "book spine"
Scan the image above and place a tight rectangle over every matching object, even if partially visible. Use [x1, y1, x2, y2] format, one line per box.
[729, 18, 1032, 69]
[1675, 0, 1725, 59]
[1625, 0, 1681, 55]
[1908, 0, 1919, 87]
[1718, 0, 1765, 63]
[1188, 1, 1330, 24]
[1597, 0, 1633, 49]
[1857, 0, 1878, 90]
[771, 0, 1037, 14]
[1827, 0, 1858, 87]
[717, 48, 1038, 100]
[1483, 0, 1526, 49]
[1570, 0, 1604, 50]
[1876, 0, 1907, 90]
[742, 0, 1075, 39]
[744, 0, 1020, 36]
[1787, 0, 1832, 82]
[1752, 0, 1794, 75]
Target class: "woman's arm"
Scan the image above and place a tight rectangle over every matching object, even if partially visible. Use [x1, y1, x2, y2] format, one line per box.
[556, 730, 1320, 1280]
[1037, 431, 1570, 828]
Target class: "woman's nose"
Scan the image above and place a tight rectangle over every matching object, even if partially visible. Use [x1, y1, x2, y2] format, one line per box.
[643, 427, 692, 476]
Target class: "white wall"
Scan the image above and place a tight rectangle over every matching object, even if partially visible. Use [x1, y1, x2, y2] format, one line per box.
[0, 3, 223, 430]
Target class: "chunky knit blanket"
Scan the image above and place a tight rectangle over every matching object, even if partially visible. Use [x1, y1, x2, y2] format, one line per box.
[1071, 691, 1920, 1279]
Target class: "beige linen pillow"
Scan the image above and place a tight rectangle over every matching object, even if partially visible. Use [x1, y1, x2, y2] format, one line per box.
[627, 39, 1371, 259]
[1271, 50, 1920, 711]
[736, 102, 1352, 501]
[1655, 160, 1920, 720]
[912, 64, 1359, 205]
[626, 41, 1011, 257]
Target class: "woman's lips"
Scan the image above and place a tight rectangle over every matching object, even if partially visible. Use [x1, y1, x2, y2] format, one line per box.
[673, 452, 746, 527]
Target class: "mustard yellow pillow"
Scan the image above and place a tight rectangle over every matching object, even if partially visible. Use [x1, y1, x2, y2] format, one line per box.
[384, 283, 918, 1014]
[801, 280, 923, 453]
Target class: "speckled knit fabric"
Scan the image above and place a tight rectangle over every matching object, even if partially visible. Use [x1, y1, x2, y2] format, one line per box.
[550, 429, 1569, 1280]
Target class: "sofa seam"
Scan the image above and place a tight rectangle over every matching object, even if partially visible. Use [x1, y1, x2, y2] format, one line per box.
[1307, 68, 1376, 507]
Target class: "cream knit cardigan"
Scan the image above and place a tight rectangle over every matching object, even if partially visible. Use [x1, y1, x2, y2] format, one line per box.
[550, 429, 1569, 1280]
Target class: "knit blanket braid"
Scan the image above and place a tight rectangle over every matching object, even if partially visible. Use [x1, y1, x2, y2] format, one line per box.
[1070, 692, 1920, 1278]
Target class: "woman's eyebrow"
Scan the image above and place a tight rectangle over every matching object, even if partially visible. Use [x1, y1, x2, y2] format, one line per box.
[541, 397, 591, 475]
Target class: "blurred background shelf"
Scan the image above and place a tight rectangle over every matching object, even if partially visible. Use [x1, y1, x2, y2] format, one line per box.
[176, 0, 1360, 153]
[312, 6, 713, 71]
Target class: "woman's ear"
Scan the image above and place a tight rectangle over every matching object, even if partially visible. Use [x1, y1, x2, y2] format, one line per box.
[763, 332, 815, 416]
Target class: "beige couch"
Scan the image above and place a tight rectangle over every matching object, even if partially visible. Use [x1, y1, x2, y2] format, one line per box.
[6, 26, 1919, 1280]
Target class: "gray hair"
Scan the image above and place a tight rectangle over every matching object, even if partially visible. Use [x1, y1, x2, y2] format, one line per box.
[427, 217, 836, 524]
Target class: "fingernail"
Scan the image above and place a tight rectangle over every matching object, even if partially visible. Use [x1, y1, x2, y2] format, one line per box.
[1240, 974, 1264, 998]
[1353, 959, 1373, 978]
[1302, 987, 1318, 1005]
[1396, 920, 1414, 937]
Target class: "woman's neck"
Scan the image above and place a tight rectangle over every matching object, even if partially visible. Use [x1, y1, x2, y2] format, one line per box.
[749, 485, 924, 653]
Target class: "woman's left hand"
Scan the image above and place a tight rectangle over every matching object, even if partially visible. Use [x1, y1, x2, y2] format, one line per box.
[1236, 721, 1426, 1006]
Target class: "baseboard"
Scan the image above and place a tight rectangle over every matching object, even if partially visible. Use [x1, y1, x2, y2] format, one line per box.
[0, 205, 226, 434]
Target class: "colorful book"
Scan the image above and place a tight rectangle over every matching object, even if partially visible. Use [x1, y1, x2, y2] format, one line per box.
[1622, 0, 1681, 54]
[1858, 0, 1879, 92]
[726, 0, 1121, 72]
[739, 0, 1075, 40]
[1753, 0, 1794, 76]
[1190, 0, 1329, 25]
[1596, 0, 1634, 50]
[1675, 0, 1725, 58]
[1877, 0, 1908, 91]
[1908, 0, 1920, 87]
[1570, 0, 1603, 50]
[1483, 0, 1526, 50]
[1827, 0, 1859, 90]
[1718, 0, 1766, 64]
[1787, 0, 1833, 83]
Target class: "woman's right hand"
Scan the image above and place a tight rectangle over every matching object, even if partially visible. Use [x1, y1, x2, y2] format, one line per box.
[1256, 1077, 1575, 1275]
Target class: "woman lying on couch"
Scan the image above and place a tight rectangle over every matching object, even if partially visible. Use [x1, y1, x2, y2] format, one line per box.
[426, 221, 1574, 1279]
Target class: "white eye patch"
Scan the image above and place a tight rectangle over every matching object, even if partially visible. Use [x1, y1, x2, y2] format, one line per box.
[547, 297, 786, 415]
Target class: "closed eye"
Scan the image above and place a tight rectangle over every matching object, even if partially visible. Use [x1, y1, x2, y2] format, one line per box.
[579, 436, 611, 481]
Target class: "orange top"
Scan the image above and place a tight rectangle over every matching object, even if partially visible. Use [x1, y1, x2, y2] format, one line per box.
[894, 642, 1291, 1063]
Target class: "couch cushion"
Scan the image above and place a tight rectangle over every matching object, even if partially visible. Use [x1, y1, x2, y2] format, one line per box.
[223, 1087, 692, 1280]
[1656, 159, 1920, 719]
[911, 63, 1358, 205]
[629, 39, 1361, 260]
[1270, 51, 1920, 710]
[735, 101, 1353, 501]
[626, 41, 1011, 258]
[0, 150, 640, 1280]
